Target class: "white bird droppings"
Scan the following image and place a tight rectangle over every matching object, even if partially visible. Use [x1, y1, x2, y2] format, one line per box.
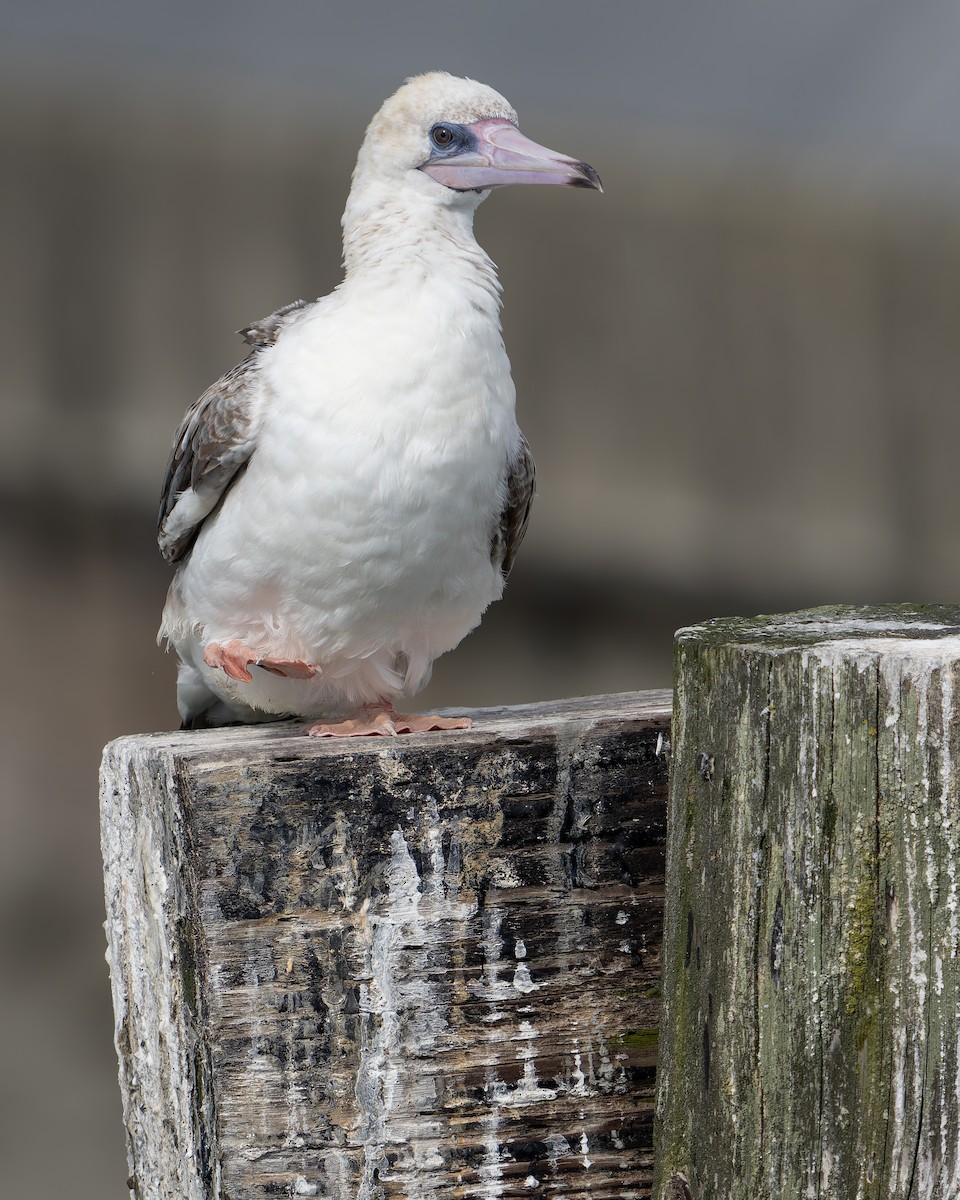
[512, 963, 539, 993]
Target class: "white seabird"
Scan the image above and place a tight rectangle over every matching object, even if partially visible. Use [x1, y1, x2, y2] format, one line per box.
[158, 71, 601, 736]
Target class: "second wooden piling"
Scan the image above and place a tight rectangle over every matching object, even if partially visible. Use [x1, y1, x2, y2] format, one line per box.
[654, 606, 960, 1199]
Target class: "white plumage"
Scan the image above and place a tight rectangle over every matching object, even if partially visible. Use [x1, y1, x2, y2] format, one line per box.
[158, 72, 599, 734]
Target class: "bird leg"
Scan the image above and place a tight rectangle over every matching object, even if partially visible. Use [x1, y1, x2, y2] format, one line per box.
[306, 701, 472, 738]
[203, 640, 317, 683]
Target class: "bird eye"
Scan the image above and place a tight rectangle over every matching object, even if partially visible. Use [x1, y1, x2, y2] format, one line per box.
[431, 124, 455, 148]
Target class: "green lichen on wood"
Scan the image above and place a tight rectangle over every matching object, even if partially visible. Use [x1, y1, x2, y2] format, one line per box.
[843, 852, 882, 1016]
[611, 1026, 660, 1050]
[615, 983, 662, 1001]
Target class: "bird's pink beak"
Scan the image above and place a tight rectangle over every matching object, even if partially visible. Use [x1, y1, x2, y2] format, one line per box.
[421, 119, 602, 192]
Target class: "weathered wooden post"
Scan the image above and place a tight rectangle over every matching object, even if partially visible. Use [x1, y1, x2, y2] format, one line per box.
[100, 692, 671, 1200]
[654, 606, 960, 1199]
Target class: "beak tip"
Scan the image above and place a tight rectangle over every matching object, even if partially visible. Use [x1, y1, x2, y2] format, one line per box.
[569, 161, 603, 192]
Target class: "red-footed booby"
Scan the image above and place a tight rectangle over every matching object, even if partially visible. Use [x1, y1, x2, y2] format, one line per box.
[158, 72, 601, 736]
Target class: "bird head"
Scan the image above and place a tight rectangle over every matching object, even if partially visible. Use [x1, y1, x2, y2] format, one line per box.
[350, 72, 602, 209]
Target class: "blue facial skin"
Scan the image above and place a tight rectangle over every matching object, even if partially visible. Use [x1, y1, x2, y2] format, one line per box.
[426, 122, 479, 157]
[423, 122, 485, 191]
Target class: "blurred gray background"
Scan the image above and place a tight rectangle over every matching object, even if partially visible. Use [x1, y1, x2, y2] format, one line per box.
[4, 2, 960, 1195]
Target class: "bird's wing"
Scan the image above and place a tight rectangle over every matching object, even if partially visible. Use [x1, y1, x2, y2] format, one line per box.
[157, 300, 306, 564]
[493, 434, 536, 578]
[239, 299, 308, 348]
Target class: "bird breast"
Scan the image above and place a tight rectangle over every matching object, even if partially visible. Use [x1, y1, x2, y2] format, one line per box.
[178, 274, 521, 664]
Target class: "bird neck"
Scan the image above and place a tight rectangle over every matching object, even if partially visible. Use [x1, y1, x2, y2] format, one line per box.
[340, 183, 501, 311]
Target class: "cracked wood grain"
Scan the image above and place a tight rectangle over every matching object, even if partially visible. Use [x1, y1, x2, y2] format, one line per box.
[654, 607, 960, 1200]
[100, 691, 671, 1200]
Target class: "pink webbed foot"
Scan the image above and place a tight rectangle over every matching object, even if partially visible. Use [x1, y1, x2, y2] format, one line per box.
[203, 640, 317, 684]
[306, 702, 472, 738]
[391, 711, 472, 734]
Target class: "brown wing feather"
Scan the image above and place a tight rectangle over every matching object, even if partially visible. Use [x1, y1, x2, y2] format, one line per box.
[239, 299, 307, 348]
[493, 435, 536, 578]
[157, 357, 260, 563]
[157, 300, 306, 565]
